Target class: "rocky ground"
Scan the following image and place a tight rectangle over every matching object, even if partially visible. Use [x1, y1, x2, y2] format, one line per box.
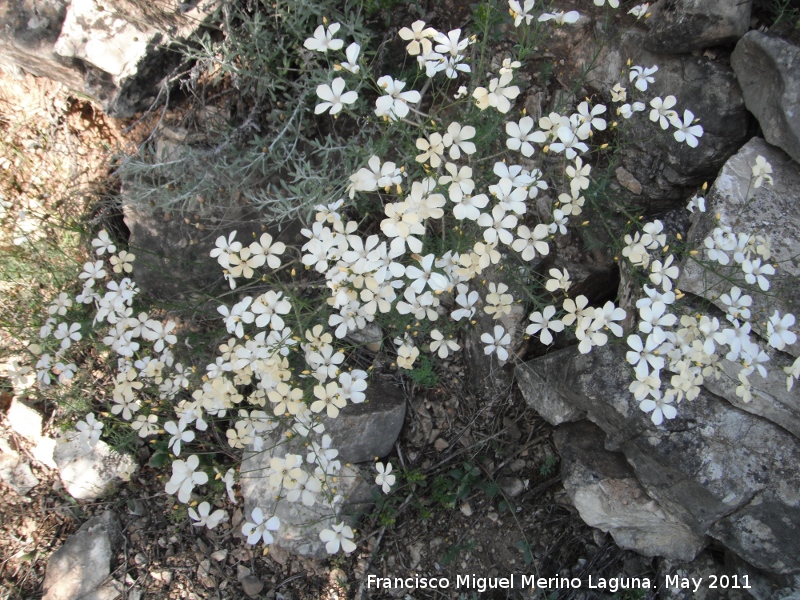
[4, 0, 800, 599]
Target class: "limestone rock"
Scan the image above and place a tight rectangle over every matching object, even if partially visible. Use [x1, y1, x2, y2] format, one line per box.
[644, 0, 751, 54]
[526, 344, 800, 573]
[0, 0, 83, 90]
[324, 380, 406, 464]
[0, 437, 39, 496]
[6, 397, 42, 440]
[52, 0, 217, 117]
[515, 359, 585, 425]
[731, 32, 800, 163]
[555, 421, 706, 561]
[678, 137, 800, 358]
[42, 511, 122, 600]
[54, 436, 135, 501]
[1, 0, 218, 117]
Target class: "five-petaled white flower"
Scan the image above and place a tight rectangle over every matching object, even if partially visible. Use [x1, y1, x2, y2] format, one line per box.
[481, 325, 512, 361]
[76, 412, 103, 448]
[751, 156, 773, 188]
[319, 521, 357, 554]
[304, 23, 344, 53]
[242, 508, 280, 545]
[189, 501, 227, 530]
[669, 110, 703, 148]
[375, 462, 396, 494]
[526, 305, 565, 345]
[315, 78, 358, 115]
[629, 65, 657, 91]
[165, 454, 208, 503]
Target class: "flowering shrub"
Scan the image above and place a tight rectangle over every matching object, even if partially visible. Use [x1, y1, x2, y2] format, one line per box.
[6, 0, 798, 563]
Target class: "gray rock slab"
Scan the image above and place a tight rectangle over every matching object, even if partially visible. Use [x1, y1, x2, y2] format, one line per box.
[325, 380, 406, 464]
[555, 421, 706, 561]
[54, 436, 134, 501]
[644, 0, 751, 54]
[42, 511, 122, 600]
[732, 32, 800, 163]
[516, 359, 585, 425]
[526, 344, 800, 573]
[678, 137, 800, 358]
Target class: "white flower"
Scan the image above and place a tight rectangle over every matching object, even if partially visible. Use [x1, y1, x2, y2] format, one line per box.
[617, 102, 646, 119]
[48, 293, 73, 316]
[669, 110, 703, 148]
[626, 334, 665, 378]
[481, 325, 511, 361]
[784, 357, 800, 391]
[165, 454, 208, 503]
[319, 521, 357, 554]
[54, 322, 81, 350]
[751, 155, 773, 188]
[415, 133, 445, 168]
[439, 163, 474, 203]
[639, 395, 676, 425]
[75, 412, 103, 447]
[473, 72, 520, 114]
[477, 205, 517, 245]
[442, 122, 476, 159]
[610, 83, 627, 102]
[508, 0, 535, 26]
[686, 194, 706, 213]
[429, 329, 459, 358]
[628, 3, 650, 19]
[311, 381, 346, 418]
[629, 65, 657, 91]
[92, 230, 116, 255]
[506, 117, 546, 157]
[768, 311, 797, 350]
[164, 420, 195, 456]
[526, 306, 564, 345]
[242, 508, 280, 545]
[131, 414, 159, 438]
[594, 0, 619, 7]
[741, 258, 775, 291]
[304, 23, 344, 52]
[538, 10, 580, 24]
[649, 255, 680, 291]
[720, 286, 752, 323]
[189, 502, 227, 530]
[398, 20, 437, 56]
[315, 78, 358, 115]
[375, 76, 420, 121]
[649, 96, 677, 130]
[451, 287, 479, 321]
[545, 268, 570, 293]
[565, 157, 591, 196]
[338, 42, 361, 74]
[736, 372, 752, 403]
[375, 462, 396, 494]
[249, 233, 286, 269]
[512, 224, 550, 261]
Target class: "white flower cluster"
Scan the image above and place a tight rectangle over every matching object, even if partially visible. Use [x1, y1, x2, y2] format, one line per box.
[621, 160, 799, 424]
[609, 66, 704, 148]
